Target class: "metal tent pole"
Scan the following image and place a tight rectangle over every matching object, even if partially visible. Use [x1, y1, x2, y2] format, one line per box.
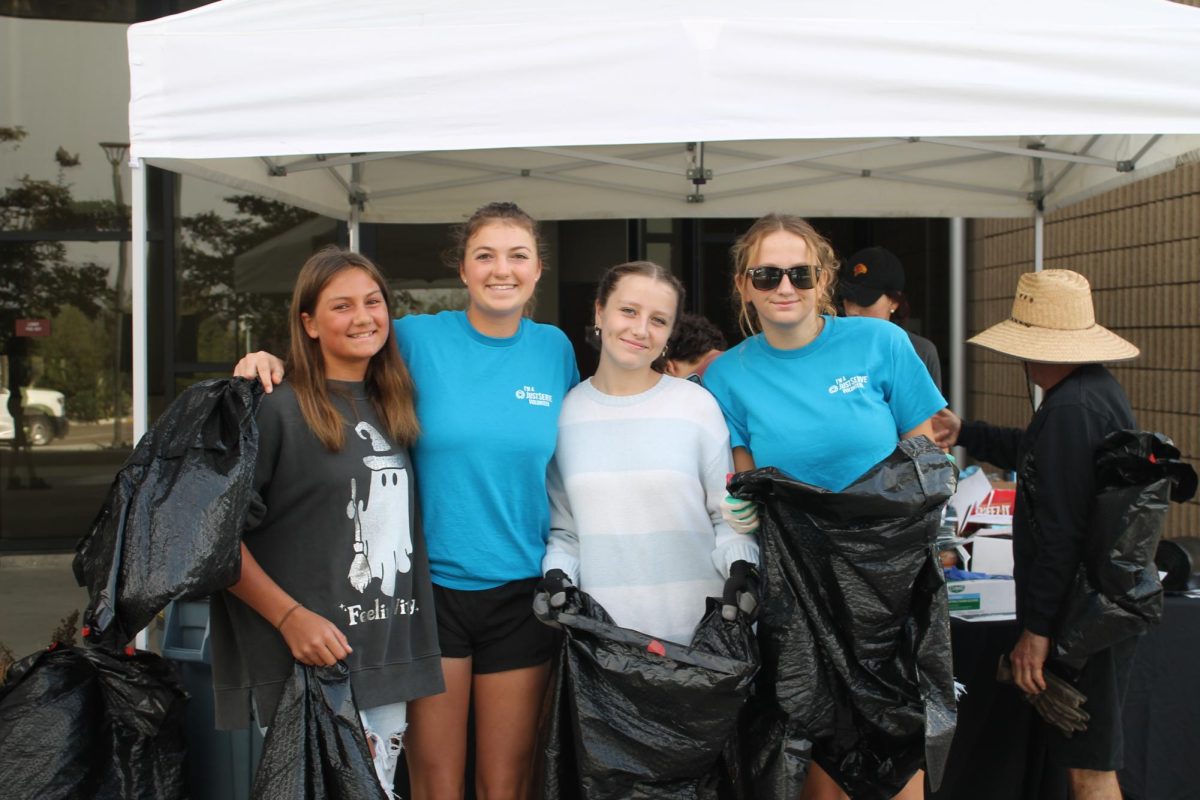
[949, 217, 966, 464]
[130, 157, 148, 651]
[131, 158, 148, 445]
[349, 204, 361, 252]
[348, 162, 363, 251]
[1033, 206, 1045, 407]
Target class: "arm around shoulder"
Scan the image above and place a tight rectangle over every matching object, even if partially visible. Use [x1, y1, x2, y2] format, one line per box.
[233, 350, 285, 392]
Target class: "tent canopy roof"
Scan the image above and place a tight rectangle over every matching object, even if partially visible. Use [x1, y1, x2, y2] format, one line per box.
[129, 0, 1200, 221]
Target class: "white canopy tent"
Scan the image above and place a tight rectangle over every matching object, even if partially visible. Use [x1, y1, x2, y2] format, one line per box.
[127, 0, 1200, 439]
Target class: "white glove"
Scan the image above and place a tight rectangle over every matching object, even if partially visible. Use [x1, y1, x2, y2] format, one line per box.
[720, 495, 759, 535]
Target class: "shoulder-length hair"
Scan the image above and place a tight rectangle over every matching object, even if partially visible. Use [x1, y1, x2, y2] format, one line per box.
[287, 246, 420, 451]
[729, 213, 839, 337]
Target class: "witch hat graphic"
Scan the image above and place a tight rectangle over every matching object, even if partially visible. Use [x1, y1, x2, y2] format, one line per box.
[345, 421, 412, 596]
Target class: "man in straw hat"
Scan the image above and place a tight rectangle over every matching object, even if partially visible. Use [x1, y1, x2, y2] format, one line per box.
[932, 269, 1139, 799]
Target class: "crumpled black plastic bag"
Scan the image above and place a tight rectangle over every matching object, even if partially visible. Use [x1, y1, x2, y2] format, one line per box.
[543, 592, 759, 800]
[729, 437, 957, 800]
[251, 662, 385, 800]
[1053, 431, 1198, 669]
[0, 644, 188, 800]
[74, 378, 262, 647]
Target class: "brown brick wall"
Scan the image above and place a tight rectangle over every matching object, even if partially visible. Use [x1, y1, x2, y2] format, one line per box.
[966, 161, 1200, 538]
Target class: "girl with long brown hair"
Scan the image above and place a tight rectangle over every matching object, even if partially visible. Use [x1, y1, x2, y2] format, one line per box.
[212, 247, 442, 797]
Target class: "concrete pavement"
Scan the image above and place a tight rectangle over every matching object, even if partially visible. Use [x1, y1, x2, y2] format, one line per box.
[0, 553, 90, 659]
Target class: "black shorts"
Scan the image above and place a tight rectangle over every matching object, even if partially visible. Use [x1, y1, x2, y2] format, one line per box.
[433, 577, 558, 674]
[1044, 635, 1138, 772]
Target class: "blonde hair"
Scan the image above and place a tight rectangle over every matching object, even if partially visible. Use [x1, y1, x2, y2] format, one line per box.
[729, 214, 839, 337]
[287, 247, 420, 451]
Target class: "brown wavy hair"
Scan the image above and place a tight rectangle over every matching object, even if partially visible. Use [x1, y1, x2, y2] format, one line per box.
[443, 201, 547, 318]
[287, 246, 420, 451]
[729, 214, 839, 337]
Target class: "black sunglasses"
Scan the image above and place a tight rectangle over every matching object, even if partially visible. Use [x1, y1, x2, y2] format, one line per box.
[745, 265, 817, 291]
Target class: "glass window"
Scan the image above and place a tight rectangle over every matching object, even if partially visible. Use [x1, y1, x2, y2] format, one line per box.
[177, 175, 333, 363]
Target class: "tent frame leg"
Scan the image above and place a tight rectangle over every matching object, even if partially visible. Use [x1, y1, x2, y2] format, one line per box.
[949, 217, 966, 465]
[131, 156, 149, 651]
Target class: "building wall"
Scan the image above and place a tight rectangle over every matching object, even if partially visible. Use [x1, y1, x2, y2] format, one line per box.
[966, 159, 1200, 538]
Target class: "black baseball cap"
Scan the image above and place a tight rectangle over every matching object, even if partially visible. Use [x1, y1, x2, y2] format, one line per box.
[837, 246, 905, 307]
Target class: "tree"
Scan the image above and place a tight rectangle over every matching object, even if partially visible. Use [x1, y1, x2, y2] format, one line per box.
[179, 195, 320, 361]
[0, 128, 115, 417]
[38, 305, 111, 421]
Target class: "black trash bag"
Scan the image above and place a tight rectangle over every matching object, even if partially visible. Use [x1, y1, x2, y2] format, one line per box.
[74, 378, 263, 647]
[729, 437, 957, 800]
[1053, 430, 1198, 669]
[542, 591, 759, 800]
[0, 643, 188, 800]
[251, 662, 386, 800]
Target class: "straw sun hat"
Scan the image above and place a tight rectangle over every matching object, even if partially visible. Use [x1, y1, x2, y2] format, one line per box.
[968, 269, 1139, 364]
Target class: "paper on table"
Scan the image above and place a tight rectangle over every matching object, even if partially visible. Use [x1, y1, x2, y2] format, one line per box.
[947, 468, 993, 535]
[969, 526, 1012, 537]
[970, 536, 1014, 576]
[965, 489, 1015, 528]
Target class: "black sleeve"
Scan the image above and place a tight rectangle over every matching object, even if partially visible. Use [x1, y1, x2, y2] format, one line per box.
[956, 419, 1023, 471]
[1021, 405, 1105, 636]
[926, 353, 943, 394]
[244, 392, 283, 534]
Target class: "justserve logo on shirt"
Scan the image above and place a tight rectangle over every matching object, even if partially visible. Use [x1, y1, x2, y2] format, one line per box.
[828, 375, 868, 395]
[514, 385, 554, 407]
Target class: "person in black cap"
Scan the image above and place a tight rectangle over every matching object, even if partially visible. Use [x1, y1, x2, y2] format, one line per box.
[838, 246, 942, 390]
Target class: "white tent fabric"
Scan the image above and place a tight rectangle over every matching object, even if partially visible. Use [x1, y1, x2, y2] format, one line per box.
[124, 0, 1200, 454]
[128, 0, 1200, 222]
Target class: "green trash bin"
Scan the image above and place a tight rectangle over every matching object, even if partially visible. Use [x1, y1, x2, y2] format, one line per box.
[162, 599, 263, 800]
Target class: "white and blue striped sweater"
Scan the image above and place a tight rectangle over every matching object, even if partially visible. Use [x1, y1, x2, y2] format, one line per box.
[542, 375, 759, 646]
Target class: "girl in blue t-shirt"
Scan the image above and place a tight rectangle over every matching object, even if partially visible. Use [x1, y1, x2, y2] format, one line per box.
[235, 203, 578, 800]
[703, 213, 945, 800]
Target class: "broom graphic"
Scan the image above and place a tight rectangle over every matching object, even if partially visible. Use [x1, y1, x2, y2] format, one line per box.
[346, 478, 372, 592]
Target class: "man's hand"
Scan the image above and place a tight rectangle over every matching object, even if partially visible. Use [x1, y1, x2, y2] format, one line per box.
[233, 351, 285, 393]
[997, 653, 1090, 736]
[1009, 629, 1051, 694]
[931, 408, 962, 450]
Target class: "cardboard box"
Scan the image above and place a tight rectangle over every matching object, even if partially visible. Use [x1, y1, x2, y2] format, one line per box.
[946, 578, 1016, 617]
[970, 536, 1014, 576]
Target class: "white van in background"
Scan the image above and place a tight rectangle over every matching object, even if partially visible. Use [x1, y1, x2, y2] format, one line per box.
[0, 386, 69, 446]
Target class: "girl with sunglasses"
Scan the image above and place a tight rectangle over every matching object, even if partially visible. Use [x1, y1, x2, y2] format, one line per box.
[702, 213, 945, 800]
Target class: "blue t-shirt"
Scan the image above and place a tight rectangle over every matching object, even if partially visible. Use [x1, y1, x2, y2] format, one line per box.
[395, 311, 579, 590]
[703, 315, 946, 492]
